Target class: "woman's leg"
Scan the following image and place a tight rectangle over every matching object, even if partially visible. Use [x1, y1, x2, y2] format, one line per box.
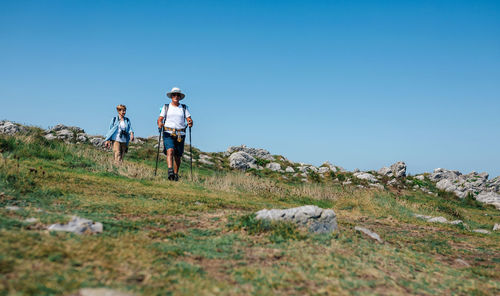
[112, 141, 121, 164]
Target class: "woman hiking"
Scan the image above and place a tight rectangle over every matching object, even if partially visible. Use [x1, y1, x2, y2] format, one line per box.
[104, 104, 134, 164]
[157, 87, 193, 181]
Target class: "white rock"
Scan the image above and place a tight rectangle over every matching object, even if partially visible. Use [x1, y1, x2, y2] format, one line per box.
[387, 179, 398, 186]
[318, 167, 330, 174]
[255, 205, 338, 234]
[415, 175, 425, 181]
[427, 216, 448, 223]
[475, 192, 500, 210]
[493, 224, 500, 231]
[473, 229, 490, 234]
[48, 216, 103, 234]
[266, 162, 281, 171]
[78, 288, 135, 296]
[355, 226, 383, 243]
[5, 206, 20, 211]
[353, 172, 378, 183]
[369, 183, 384, 190]
[229, 151, 256, 171]
[436, 179, 456, 192]
[24, 218, 39, 223]
[285, 166, 295, 173]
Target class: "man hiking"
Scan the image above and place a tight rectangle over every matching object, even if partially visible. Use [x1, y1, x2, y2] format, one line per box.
[157, 87, 193, 181]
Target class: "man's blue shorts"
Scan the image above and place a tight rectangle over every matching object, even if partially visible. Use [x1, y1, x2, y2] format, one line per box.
[163, 132, 185, 156]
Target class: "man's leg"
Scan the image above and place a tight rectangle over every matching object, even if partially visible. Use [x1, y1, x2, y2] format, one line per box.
[173, 155, 181, 174]
[166, 148, 175, 180]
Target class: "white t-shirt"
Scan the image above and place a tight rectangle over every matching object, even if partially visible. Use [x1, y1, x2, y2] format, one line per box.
[159, 104, 191, 135]
[111, 120, 128, 143]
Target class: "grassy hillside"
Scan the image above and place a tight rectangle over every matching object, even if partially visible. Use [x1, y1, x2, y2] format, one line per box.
[0, 131, 499, 295]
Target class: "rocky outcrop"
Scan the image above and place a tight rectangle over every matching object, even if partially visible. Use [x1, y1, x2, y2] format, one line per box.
[226, 145, 274, 161]
[0, 120, 27, 135]
[255, 205, 338, 234]
[229, 151, 257, 171]
[378, 161, 406, 178]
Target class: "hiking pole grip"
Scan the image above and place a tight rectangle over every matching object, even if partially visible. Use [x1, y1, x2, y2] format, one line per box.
[154, 129, 162, 176]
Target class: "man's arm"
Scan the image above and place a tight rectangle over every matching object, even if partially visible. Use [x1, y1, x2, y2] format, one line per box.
[187, 117, 193, 127]
[157, 116, 164, 130]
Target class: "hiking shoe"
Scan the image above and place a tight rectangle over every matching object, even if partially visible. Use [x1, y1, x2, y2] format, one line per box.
[167, 168, 175, 181]
[174, 174, 179, 182]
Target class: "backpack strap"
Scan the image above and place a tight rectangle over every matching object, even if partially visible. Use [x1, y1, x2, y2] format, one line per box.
[162, 104, 169, 125]
[112, 116, 117, 126]
[181, 104, 187, 122]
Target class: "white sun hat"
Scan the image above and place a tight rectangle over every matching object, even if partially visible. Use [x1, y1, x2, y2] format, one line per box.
[166, 87, 185, 100]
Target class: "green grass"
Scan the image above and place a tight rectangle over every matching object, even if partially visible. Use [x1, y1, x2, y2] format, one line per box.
[0, 133, 499, 295]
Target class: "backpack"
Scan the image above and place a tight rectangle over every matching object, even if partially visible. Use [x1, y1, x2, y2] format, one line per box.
[112, 116, 129, 126]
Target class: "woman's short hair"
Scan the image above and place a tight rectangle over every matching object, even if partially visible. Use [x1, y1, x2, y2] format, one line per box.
[116, 104, 127, 111]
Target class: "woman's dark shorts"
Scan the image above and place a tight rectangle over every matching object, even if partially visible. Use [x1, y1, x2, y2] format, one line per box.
[163, 132, 185, 156]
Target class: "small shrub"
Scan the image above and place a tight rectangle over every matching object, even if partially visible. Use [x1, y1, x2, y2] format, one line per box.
[227, 214, 306, 242]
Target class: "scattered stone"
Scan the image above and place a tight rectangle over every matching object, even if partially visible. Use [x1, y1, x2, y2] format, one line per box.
[355, 226, 383, 243]
[322, 161, 337, 173]
[318, 167, 330, 174]
[5, 206, 20, 211]
[48, 216, 103, 234]
[24, 218, 39, 223]
[454, 259, 470, 267]
[353, 172, 377, 183]
[285, 166, 295, 173]
[77, 288, 135, 296]
[255, 205, 338, 234]
[266, 162, 281, 172]
[449, 220, 464, 225]
[428, 216, 448, 223]
[415, 175, 425, 181]
[198, 154, 214, 165]
[472, 229, 490, 234]
[369, 183, 384, 190]
[414, 214, 433, 220]
[387, 179, 398, 186]
[493, 224, 500, 231]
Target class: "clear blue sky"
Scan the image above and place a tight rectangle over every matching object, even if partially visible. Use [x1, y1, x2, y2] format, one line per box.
[1, 0, 499, 176]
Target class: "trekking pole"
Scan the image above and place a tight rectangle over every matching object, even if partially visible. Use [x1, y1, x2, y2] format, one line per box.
[154, 129, 162, 176]
[189, 126, 193, 181]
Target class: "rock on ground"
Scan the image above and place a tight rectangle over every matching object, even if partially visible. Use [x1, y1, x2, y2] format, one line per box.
[76, 288, 135, 296]
[355, 226, 383, 243]
[266, 162, 281, 171]
[475, 192, 500, 210]
[353, 172, 378, 183]
[473, 229, 491, 234]
[48, 216, 103, 234]
[229, 151, 257, 171]
[255, 205, 338, 234]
